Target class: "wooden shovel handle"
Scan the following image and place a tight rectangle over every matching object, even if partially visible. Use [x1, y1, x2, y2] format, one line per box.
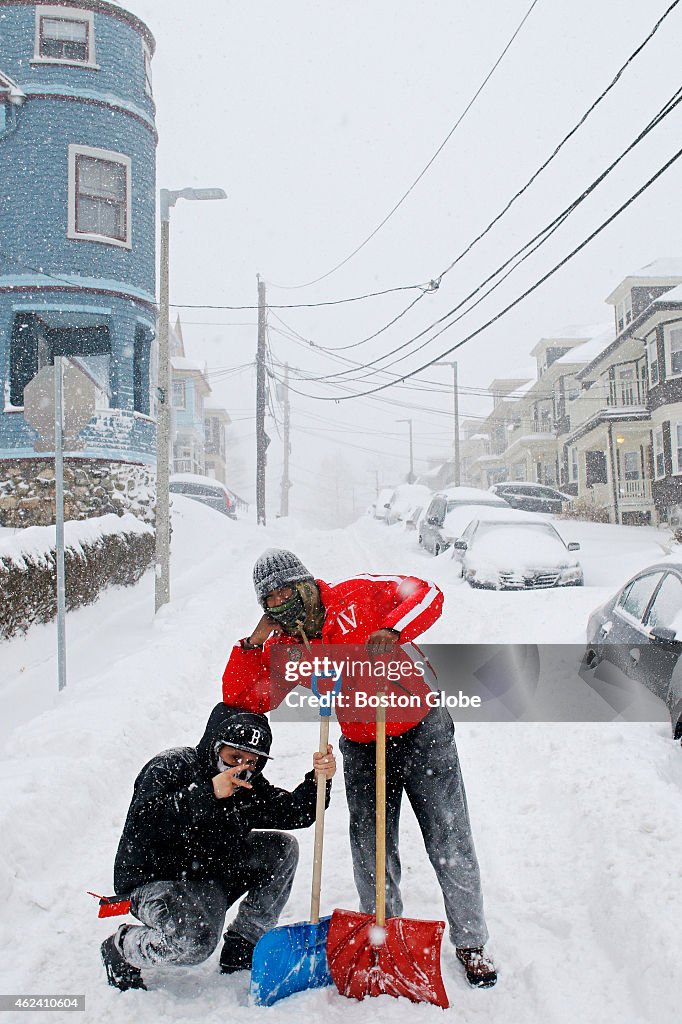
[309, 716, 329, 924]
[375, 701, 386, 928]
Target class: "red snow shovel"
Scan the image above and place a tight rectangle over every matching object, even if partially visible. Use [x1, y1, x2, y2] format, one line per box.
[326, 697, 449, 1008]
[249, 674, 340, 1006]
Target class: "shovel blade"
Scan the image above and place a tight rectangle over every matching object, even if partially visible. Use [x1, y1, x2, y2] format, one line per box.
[327, 909, 449, 1009]
[250, 916, 333, 1006]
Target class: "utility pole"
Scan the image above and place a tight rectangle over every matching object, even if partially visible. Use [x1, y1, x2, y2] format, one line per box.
[434, 360, 461, 486]
[397, 418, 415, 483]
[256, 275, 267, 525]
[279, 362, 291, 517]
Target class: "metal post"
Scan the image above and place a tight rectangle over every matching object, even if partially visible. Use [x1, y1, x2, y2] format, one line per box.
[407, 418, 415, 483]
[155, 216, 171, 611]
[54, 357, 67, 691]
[280, 362, 291, 517]
[452, 362, 461, 487]
[256, 275, 267, 525]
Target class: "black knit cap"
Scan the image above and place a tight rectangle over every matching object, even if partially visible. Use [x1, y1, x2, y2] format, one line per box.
[253, 548, 314, 606]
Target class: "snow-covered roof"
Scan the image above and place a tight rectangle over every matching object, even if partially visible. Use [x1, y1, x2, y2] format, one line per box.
[0, 71, 26, 103]
[171, 356, 207, 374]
[655, 283, 682, 304]
[555, 326, 615, 366]
[634, 257, 682, 277]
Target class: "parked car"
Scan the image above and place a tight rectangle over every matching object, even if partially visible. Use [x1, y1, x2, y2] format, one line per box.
[169, 474, 236, 518]
[451, 518, 583, 589]
[384, 484, 432, 526]
[419, 487, 510, 554]
[372, 487, 396, 521]
[489, 482, 573, 514]
[584, 562, 682, 739]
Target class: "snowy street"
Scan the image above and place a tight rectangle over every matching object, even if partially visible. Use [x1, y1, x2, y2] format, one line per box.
[1, 500, 680, 1024]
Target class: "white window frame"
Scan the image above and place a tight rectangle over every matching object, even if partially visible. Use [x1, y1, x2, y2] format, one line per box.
[675, 423, 682, 476]
[569, 446, 578, 483]
[142, 39, 153, 98]
[172, 380, 186, 410]
[654, 426, 665, 480]
[33, 5, 98, 68]
[68, 145, 132, 249]
[647, 334, 659, 387]
[665, 325, 682, 380]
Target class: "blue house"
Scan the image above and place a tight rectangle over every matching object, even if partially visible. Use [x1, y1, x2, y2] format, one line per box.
[0, 0, 156, 526]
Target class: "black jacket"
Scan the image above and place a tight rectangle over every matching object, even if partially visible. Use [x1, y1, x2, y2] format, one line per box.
[114, 703, 330, 893]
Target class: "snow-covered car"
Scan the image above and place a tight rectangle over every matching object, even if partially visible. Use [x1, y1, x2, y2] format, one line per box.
[419, 486, 510, 554]
[451, 519, 583, 589]
[584, 562, 682, 739]
[169, 474, 236, 518]
[373, 487, 396, 521]
[489, 481, 573, 515]
[384, 484, 432, 526]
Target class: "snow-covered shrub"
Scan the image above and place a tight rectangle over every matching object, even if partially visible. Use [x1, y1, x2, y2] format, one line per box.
[558, 497, 610, 524]
[0, 514, 154, 640]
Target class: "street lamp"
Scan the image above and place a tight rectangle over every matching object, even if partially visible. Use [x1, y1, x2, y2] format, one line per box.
[433, 360, 460, 486]
[155, 186, 227, 612]
[396, 418, 415, 484]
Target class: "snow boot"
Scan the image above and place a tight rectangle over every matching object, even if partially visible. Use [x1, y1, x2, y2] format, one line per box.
[101, 925, 146, 992]
[219, 931, 255, 974]
[455, 946, 497, 988]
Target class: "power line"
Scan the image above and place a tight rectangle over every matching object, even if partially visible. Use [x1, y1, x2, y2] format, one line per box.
[169, 282, 426, 311]
[286, 0, 681, 355]
[282, 84, 682, 390]
[324, 141, 682, 400]
[264, 0, 542, 290]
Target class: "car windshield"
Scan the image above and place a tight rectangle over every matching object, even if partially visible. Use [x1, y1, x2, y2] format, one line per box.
[170, 482, 223, 497]
[446, 498, 505, 512]
[474, 521, 560, 542]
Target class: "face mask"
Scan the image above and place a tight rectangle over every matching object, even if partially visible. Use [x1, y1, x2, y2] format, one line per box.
[267, 590, 306, 634]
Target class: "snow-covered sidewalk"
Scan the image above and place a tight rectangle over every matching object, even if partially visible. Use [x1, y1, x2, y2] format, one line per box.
[0, 503, 680, 1023]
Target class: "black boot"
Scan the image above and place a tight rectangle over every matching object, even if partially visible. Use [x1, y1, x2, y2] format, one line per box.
[101, 926, 146, 992]
[219, 931, 255, 974]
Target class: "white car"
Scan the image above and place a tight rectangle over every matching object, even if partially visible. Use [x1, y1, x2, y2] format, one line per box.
[452, 518, 583, 589]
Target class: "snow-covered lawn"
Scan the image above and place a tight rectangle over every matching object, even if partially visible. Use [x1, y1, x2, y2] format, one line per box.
[0, 502, 679, 1023]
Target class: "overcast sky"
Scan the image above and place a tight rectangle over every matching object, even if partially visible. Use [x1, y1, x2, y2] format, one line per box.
[124, 0, 682, 518]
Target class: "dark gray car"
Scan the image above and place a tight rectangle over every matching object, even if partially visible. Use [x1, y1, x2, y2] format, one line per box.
[490, 482, 572, 515]
[584, 562, 682, 740]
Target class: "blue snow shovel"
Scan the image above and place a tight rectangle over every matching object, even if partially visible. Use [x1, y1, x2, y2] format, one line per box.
[250, 673, 342, 1006]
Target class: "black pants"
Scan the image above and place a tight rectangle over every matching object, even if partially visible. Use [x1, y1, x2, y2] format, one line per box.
[340, 706, 488, 948]
[121, 831, 298, 968]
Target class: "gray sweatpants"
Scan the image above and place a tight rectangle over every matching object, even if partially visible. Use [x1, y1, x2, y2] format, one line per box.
[121, 831, 298, 968]
[339, 706, 488, 948]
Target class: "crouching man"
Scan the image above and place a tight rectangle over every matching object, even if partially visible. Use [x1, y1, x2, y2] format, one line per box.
[101, 702, 335, 991]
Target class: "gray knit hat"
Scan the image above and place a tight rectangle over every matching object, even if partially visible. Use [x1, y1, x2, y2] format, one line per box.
[253, 548, 314, 606]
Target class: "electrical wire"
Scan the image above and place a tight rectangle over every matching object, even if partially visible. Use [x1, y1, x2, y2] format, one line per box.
[285, 83, 682, 387]
[322, 141, 682, 400]
[264, 0, 542, 290]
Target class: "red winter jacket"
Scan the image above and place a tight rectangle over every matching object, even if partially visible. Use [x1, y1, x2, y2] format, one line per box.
[221, 574, 443, 741]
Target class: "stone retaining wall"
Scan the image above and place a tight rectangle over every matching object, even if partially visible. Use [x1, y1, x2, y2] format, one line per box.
[0, 459, 155, 527]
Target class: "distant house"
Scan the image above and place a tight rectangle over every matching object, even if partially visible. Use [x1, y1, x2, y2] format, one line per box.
[203, 403, 230, 483]
[0, 0, 157, 527]
[169, 317, 231, 480]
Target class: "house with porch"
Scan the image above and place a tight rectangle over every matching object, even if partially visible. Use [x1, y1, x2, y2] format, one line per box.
[565, 260, 682, 523]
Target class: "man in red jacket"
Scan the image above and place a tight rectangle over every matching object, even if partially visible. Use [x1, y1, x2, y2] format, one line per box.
[221, 549, 496, 987]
